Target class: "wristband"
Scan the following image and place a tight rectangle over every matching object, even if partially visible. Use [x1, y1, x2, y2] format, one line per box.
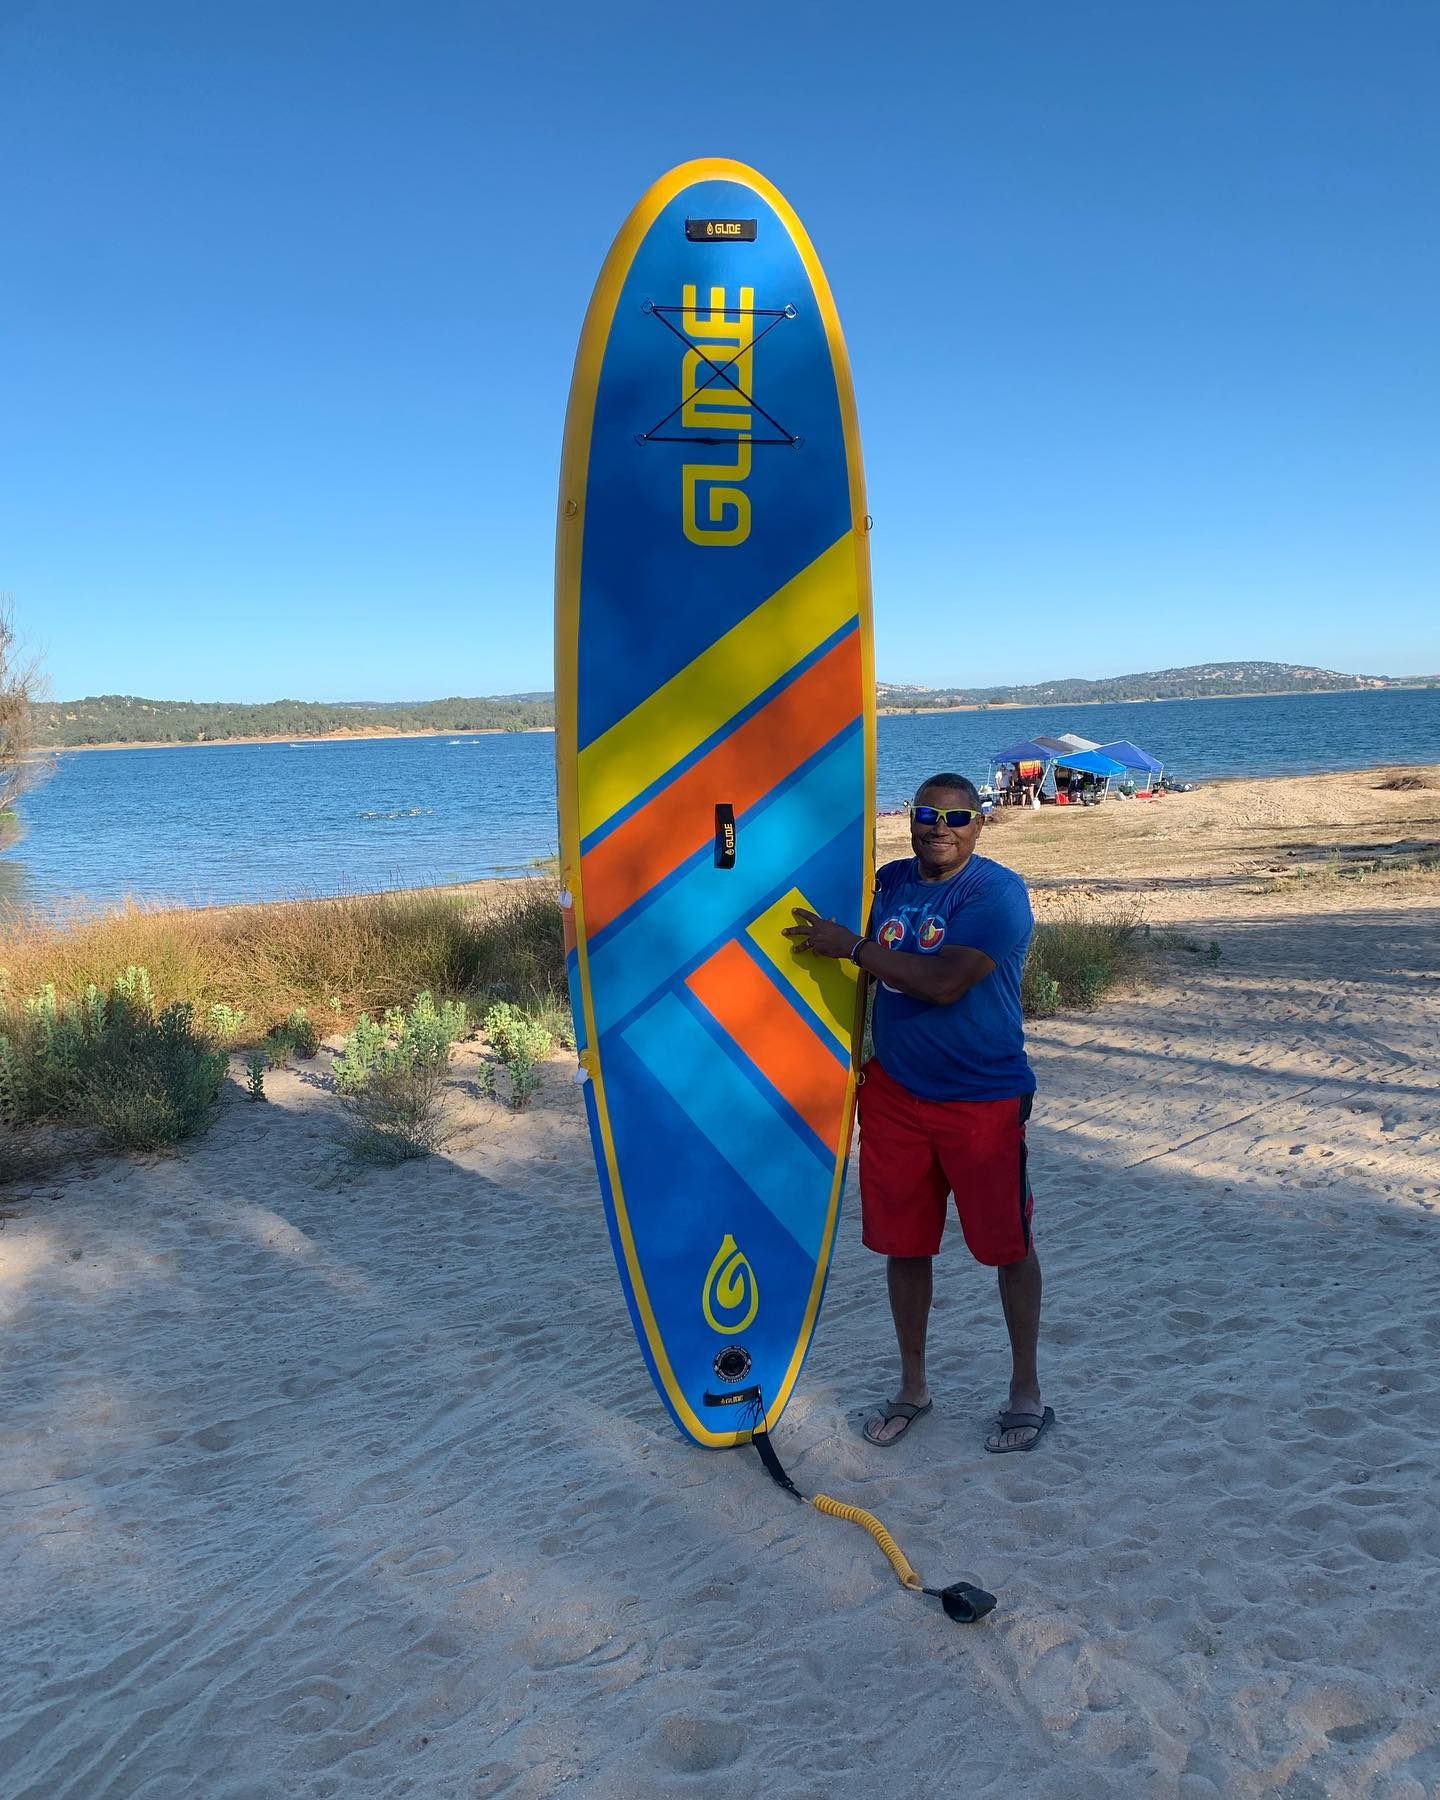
[848, 939, 867, 966]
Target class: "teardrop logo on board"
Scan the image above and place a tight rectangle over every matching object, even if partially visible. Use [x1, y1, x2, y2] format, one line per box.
[702, 1233, 760, 1333]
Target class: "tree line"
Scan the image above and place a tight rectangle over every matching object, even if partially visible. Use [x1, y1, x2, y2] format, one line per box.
[878, 661, 1422, 710]
[31, 692, 556, 748]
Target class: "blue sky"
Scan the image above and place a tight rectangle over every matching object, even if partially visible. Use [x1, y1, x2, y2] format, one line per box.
[4, 0, 1437, 701]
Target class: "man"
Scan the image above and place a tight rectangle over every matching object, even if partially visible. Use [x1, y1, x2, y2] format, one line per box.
[785, 773, 1050, 1453]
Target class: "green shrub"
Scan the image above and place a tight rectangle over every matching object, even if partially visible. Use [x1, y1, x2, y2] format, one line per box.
[284, 1007, 320, 1058]
[0, 967, 226, 1147]
[209, 1002, 247, 1044]
[397, 990, 468, 1064]
[482, 1000, 552, 1109]
[13, 982, 102, 1116]
[334, 1011, 387, 1093]
[1075, 964, 1107, 1010]
[508, 1058, 545, 1110]
[334, 990, 467, 1094]
[78, 998, 227, 1150]
[246, 1050, 267, 1101]
[482, 1000, 551, 1064]
[1024, 903, 1142, 1015]
[0, 1032, 30, 1126]
[527, 997, 576, 1054]
[113, 965, 154, 1008]
[337, 1061, 456, 1163]
[1021, 964, 1061, 1019]
[262, 1026, 293, 1069]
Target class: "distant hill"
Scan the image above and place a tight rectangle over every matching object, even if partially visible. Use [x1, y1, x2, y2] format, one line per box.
[31, 664, 1434, 749]
[876, 662, 1433, 711]
[32, 693, 553, 749]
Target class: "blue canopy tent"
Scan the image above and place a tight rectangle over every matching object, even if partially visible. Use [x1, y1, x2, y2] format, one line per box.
[990, 738, 1054, 765]
[1096, 739, 1164, 794]
[988, 739, 1054, 805]
[1051, 747, 1127, 803]
[1060, 750, 1127, 777]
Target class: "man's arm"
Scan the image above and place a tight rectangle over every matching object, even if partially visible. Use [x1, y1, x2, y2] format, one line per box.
[783, 909, 996, 1006]
[853, 939, 995, 1006]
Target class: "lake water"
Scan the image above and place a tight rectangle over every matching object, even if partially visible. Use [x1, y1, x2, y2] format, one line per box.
[5, 687, 1438, 914]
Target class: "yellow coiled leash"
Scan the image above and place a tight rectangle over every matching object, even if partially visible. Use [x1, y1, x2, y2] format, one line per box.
[751, 1424, 996, 1624]
[810, 1493, 924, 1590]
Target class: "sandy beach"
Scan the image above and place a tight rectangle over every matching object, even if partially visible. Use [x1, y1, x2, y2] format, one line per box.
[3, 768, 1439, 1797]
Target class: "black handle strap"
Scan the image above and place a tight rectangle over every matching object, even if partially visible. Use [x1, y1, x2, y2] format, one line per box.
[750, 1425, 804, 1502]
[715, 802, 736, 869]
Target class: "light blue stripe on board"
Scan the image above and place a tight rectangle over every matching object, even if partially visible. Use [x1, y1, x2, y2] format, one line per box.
[622, 992, 828, 1263]
[587, 727, 863, 1036]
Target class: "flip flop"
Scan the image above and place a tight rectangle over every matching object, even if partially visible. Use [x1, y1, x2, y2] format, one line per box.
[985, 1405, 1055, 1454]
[862, 1399, 932, 1447]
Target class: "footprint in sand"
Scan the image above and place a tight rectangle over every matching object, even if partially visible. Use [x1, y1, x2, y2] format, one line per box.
[1301, 1405, 1360, 1438]
[1327, 1717, 1398, 1745]
[192, 1420, 238, 1452]
[1354, 1524, 1410, 1562]
[648, 1714, 745, 1775]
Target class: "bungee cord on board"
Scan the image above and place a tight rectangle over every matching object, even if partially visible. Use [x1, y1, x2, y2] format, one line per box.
[737, 1391, 998, 1627]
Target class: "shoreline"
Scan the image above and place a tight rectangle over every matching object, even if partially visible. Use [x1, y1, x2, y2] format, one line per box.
[37, 683, 1440, 752]
[7, 764, 1435, 926]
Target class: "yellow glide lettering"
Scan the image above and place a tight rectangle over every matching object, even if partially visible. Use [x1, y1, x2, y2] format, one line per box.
[702, 1233, 759, 1333]
[682, 283, 754, 548]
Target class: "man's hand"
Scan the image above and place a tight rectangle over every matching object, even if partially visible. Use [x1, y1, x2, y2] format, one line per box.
[783, 907, 858, 961]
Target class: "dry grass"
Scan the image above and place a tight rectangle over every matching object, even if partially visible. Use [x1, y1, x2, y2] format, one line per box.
[0, 879, 566, 1046]
[1249, 847, 1440, 898]
[335, 1062, 461, 1164]
[1025, 900, 1148, 1014]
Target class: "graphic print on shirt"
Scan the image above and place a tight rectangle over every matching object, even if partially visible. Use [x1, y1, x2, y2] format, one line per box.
[877, 897, 950, 955]
[874, 890, 952, 991]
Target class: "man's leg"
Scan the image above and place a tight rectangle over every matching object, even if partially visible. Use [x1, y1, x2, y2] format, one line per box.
[858, 1063, 945, 1446]
[865, 1254, 934, 1445]
[988, 1244, 1043, 1450]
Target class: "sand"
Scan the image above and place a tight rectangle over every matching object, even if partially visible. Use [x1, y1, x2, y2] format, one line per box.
[3, 769, 1439, 1797]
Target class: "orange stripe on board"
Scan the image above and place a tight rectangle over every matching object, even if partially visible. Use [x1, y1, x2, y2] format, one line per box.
[687, 941, 849, 1146]
[580, 632, 861, 936]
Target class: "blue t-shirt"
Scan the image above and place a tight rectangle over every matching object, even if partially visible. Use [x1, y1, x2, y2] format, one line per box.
[869, 853, 1035, 1102]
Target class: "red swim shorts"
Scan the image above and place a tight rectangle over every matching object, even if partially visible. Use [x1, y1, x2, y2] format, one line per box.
[858, 1059, 1034, 1265]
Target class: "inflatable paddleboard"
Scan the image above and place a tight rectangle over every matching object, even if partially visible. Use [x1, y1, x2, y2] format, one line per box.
[555, 159, 874, 1447]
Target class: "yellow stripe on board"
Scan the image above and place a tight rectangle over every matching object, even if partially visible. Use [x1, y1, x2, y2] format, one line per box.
[577, 530, 859, 841]
[747, 887, 860, 1047]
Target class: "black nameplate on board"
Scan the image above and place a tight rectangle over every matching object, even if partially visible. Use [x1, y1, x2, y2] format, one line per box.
[715, 803, 737, 869]
[685, 218, 757, 242]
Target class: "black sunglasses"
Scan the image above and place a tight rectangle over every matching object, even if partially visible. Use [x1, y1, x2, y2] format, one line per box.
[910, 803, 979, 828]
